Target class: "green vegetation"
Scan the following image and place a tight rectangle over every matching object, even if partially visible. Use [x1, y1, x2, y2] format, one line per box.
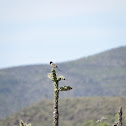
[0, 97, 126, 126]
[0, 46, 126, 119]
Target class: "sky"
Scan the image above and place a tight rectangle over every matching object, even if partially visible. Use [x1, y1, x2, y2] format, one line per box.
[0, 0, 126, 69]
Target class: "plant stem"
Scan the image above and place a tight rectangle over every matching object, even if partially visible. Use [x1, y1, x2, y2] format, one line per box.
[48, 68, 72, 126]
[53, 81, 59, 126]
[118, 107, 122, 126]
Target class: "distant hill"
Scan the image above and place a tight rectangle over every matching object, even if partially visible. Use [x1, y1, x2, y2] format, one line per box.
[0, 46, 126, 119]
[1, 97, 126, 126]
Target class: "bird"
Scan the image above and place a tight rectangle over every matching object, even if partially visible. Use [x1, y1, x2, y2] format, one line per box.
[50, 61, 60, 71]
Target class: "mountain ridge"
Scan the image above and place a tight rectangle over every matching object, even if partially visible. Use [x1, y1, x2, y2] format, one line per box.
[0, 46, 126, 119]
[1, 46, 125, 70]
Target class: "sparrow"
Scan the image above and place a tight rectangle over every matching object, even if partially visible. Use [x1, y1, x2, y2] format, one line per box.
[50, 61, 60, 71]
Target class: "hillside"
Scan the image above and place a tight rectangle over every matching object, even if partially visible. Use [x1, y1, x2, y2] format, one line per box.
[0, 97, 126, 126]
[0, 46, 126, 119]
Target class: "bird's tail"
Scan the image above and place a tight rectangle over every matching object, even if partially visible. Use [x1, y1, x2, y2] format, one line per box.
[57, 67, 61, 71]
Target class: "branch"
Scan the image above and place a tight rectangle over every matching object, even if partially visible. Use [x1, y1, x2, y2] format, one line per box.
[57, 76, 65, 81]
[59, 86, 72, 91]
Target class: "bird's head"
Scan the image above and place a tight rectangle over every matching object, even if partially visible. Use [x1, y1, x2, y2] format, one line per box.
[50, 61, 53, 64]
